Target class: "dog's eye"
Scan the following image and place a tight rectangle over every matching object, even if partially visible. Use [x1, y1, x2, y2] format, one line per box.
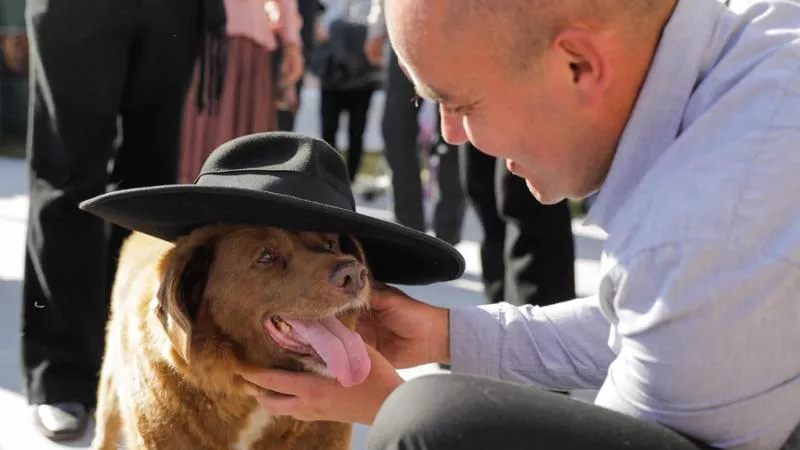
[256, 250, 279, 267]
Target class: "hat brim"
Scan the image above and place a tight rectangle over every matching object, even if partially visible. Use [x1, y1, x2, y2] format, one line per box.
[79, 185, 465, 285]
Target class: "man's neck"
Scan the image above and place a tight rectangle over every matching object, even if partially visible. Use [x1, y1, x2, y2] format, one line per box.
[606, 0, 681, 159]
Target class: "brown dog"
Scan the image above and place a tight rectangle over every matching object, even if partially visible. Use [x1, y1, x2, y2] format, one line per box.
[91, 225, 372, 449]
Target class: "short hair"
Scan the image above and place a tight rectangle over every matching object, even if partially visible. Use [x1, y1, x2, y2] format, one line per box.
[451, 0, 666, 72]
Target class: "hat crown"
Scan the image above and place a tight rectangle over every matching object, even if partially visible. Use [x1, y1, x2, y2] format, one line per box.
[195, 132, 356, 210]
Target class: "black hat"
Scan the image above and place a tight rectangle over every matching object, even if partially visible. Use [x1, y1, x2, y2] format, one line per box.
[79, 132, 465, 285]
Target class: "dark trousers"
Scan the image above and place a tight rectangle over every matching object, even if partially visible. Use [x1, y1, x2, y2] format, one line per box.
[368, 374, 716, 450]
[461, 143, 576, 306]
[277, 0, 318, 132]
[321, 88, 375, 181]
[382, 50, 465, 244]
[22, 0, 199, 406]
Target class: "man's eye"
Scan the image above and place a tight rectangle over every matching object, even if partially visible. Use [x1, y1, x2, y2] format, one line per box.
[444, 104, 470, 116]
[325, 240, 337, 251]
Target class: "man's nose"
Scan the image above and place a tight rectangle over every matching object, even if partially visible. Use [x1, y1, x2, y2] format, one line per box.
[439, 107, 469, 145]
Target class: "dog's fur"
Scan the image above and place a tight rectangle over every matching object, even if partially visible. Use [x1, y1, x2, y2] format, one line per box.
[91, 225, 371, 449]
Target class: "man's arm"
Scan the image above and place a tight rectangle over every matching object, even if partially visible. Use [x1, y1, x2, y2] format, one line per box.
[595, 242, 800, 449]
[367, 0, 387, 38]
[275, 0, 304, 46]
[449, 296, 616, 391]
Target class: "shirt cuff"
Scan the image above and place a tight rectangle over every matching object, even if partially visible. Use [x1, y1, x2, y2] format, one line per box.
[449, 305, 504, 379]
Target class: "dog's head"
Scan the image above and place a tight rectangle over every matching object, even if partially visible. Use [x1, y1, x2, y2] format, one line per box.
[154, 225, 371, 387]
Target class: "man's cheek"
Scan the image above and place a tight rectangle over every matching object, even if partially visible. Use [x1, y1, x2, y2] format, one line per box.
[463, 123, 494, 156]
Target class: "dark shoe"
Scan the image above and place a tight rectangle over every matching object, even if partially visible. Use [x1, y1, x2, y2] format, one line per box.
[33, 402, 89, 441]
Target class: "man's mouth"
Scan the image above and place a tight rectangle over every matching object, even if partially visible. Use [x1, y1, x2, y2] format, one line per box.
[264, 312, 371, 387]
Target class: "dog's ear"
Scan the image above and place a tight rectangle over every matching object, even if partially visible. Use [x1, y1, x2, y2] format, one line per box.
[340, 235, 368, 266]
[155, 237, 215, 363]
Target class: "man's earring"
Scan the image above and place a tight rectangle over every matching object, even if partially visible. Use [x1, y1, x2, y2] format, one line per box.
[569, 62, 580, 83]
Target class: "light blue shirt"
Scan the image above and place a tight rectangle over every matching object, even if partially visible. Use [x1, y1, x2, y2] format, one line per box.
[450, 0, 800, 448]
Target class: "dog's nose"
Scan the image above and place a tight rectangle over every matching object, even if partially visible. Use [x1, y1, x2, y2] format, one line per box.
[330, 261, 367, 296]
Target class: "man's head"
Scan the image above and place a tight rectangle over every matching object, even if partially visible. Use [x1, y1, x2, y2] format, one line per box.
[386, 0, 677, 203]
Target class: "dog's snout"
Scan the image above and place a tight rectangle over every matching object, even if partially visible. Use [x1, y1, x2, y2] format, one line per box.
[330, 261, 367, 296]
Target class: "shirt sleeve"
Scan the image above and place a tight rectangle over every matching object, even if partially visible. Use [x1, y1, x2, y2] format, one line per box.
[449, 296, 616, 391]
[366, 0, 386, 39]
[594, 242, 800, 449]
[317, 0, 348, 33]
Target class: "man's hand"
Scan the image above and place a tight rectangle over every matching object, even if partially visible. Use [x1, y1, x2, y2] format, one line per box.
[364, 35, 386, 66]
[240, 346, 403, 425]
[0, 35, 29, 75]
[315, 23, 329, 43]
[280, 44, 305, 86]
[357, 282, 451, 369]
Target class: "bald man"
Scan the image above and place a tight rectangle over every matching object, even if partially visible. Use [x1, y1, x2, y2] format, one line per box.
[240, 1, 800, 449]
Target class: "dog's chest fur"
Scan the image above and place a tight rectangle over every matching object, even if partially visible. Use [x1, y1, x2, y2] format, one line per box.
[234, 408, 273, 450]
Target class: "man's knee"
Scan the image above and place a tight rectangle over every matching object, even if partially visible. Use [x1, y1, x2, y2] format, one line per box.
[367, 374, 453, 450]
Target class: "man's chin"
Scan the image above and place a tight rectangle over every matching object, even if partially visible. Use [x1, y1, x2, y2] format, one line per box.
[525, 179, 565, 205]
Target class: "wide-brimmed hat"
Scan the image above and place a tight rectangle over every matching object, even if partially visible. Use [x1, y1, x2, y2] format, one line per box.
[79, 132, 465, 285]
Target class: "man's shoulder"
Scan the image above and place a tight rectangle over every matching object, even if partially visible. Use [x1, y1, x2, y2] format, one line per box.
[605, 3, 800, 259]
[606, 124, 800, 263]
[686, 1, 800, 133]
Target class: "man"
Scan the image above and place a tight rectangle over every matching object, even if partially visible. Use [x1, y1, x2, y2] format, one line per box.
[22, 0, 200, 440]
[239, 0, 800, 448]
[277, 0, 318, 132]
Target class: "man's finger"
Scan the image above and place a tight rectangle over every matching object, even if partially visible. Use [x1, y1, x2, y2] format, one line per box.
[255, 391, 302, 417]
[241, 369, 311, 396]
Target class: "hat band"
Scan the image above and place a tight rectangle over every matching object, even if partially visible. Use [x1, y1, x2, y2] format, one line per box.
[195, 171, 356, 211]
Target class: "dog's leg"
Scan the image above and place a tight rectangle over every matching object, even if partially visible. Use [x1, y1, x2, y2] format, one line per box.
[90, 355, 122, 450]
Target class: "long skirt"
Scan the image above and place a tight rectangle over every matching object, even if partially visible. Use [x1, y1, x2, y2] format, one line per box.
[179, 36, 277, 184]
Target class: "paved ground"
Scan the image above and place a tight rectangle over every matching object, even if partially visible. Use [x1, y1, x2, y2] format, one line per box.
[0, 87, 605, 449]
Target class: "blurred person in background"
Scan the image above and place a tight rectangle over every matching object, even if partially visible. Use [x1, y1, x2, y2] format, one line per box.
[313, 0, 383, 181]
[363, 0, 465, 246]
[22, 0, 203, 439]
[461, 142, 576, 308]
[277, 0, 320, 132]
[179, 0, 305, 184]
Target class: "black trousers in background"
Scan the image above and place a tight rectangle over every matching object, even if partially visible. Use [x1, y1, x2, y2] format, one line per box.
[382, 50, 465, 245]
[368, 374, 717, 450]
[22, 0, 199, 406]
[321, 88, 375, 181]
[461, 143, 576, 306]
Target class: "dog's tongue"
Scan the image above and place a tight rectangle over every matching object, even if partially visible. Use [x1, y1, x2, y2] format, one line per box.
[284, 317, 371, 387]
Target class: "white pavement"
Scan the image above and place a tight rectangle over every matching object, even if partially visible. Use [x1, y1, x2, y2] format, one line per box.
[0, 88, 606, 449]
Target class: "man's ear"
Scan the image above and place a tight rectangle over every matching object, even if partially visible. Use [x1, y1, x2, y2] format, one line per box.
[155, 237, 215, 363]
[553, 28, 612, 102]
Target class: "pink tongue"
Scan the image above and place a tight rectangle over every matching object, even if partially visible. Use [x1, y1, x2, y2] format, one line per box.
[284, 317, 371, 387]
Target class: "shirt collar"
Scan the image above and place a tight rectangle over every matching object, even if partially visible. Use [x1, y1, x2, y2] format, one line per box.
[584, 0, 728, 231]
